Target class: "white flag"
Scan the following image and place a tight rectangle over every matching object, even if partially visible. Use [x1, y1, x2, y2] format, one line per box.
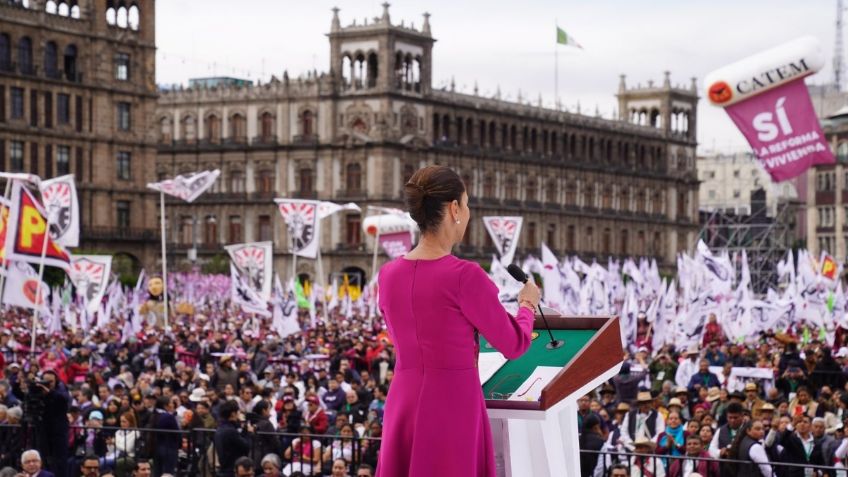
[540, 243, 563, 312]
[230, 263, 270, 317]
[318, 201, 361, 219]
[482, 216, 523, 265]
[272, 281, 301, 339]
[275, 199, 321, 259]
[225, 241, 273, 301]
[69, 255, 112, 314]
[147, 169, 220, 203]
[2, 261, 49, 313]
[39, 174, 80, 247]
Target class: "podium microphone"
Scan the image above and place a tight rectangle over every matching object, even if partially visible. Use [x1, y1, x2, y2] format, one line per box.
[506, 264, 564, 350]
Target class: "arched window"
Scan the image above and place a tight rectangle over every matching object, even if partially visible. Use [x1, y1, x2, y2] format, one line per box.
[483, 174, 495, 198]
[205, 114, 221, 143]
[63, 44, 77, 81]
[159, 116, 172, 143]
[229, 113, 246, 142]
[44, 41, 58, 78]
[257, 170, 274, 194]
[70, 3, 80, 18]
[128, 4, 140, 30]
[301, 110, 314, 137]
[546, 179, 557, 203]
[602, 228, 612, 255]
[526, 179, 537, 202]
[46, 0, 57, 13]
[346, 163, 362, 193]
[260, 112, 274, 141]
[367, 52, 378, 88]
[181, 115, 196, 143]
[0, 34, 9, 70]
[18, 37, 32, 74]
[57, 1, 69, 16]
[229, 171, 244, 193]
[117, 5, 128, 28]
[106, 4, 116, 24]
[465, 117, 473, 145]
[620, 229, 629, 255]
[204, 215, 217, 246]
[504, 176, 517, 200]
[299, 168, 314, 194]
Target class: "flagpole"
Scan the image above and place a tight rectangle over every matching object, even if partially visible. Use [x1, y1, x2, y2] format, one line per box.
[31, 213, 51, 354]
[291, 231, 298, 283]
[317, 246, 328, 323]
[159, 191, 169, 329]
[0, 179, 14, 305]
[371, 219, 380, 285]
[555, 19, 559, 106]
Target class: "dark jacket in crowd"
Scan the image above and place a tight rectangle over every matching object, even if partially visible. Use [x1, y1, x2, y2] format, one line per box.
[214, 420, 250, 477]
[578, 430, 605, 477]
[775, 430, 825, 477]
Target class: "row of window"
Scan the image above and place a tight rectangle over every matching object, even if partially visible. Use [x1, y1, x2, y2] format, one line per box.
[431, 113, 666, 169]
[817, 171, 840, 192]
[0, 84, 133, 132]
[0, 140, 131, 181]
[159, 110, 312, 143]
[814, 206, 848, 229]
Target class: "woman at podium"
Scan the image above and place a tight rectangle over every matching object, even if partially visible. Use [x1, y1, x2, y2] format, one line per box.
[375, 165, 540, 477]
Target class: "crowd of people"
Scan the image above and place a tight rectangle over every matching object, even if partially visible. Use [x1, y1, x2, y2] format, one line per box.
[0, 304, 389, 477]
[579, 319, 848, 477]
[5, 288, 848, 477]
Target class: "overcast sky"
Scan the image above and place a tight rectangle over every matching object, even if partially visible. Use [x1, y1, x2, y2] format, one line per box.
[156, 0, 840, 155]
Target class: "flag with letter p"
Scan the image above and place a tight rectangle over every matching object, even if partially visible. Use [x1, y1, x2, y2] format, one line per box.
[4, 181, 71, 271]
[704, 36, 833, 182]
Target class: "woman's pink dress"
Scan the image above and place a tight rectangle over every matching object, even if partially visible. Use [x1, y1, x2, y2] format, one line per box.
[375, 255, 534, 477]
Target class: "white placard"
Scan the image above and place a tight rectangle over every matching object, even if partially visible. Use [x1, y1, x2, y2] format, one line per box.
[508, 366, 562, 402]
[478, 352, 508, 385]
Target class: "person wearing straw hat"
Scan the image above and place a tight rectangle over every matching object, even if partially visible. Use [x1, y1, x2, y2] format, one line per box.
[744, 382, 767, 419]
[630, 437, 665, 477]
[621, 391, 665, 450]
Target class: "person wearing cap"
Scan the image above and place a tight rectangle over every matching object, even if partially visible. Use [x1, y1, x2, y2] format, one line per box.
[743, 382, 767, 419]
[675, 346, 700, 390]
[214, 354, 239, 393]
[621, 391, 666, 450]
[304, 395, 329, 435]
[630, 437, 665, 477]
[70, 411, 108, 470]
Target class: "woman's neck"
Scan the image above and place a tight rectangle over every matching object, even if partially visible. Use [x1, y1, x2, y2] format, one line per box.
[413, 233, 453, 257]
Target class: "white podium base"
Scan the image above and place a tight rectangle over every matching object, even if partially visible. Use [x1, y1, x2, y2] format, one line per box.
[491, 401, 580, 477]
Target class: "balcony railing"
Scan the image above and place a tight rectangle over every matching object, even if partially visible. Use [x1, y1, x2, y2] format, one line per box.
[82, 226, 157, 241]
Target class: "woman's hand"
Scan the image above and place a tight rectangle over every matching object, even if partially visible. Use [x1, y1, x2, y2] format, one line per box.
[518, 280, 541, 309]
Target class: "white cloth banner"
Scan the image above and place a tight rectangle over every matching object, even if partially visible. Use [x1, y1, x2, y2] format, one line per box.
[2, 261, 49, 313]
[69, 255, 112, 314]
[275, 199, 321, 259]
[709, 366, 775, 394]
[39, 174, 80, 247]
[317, 201, 361, 219]
[225, 241, 273, 301]
[482, 216, 523, 265]
[230, 263, 270, 317]
[147, 169, 220, 203]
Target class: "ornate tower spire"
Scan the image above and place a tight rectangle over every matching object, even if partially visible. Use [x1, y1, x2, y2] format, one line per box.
[331, 7, 340, 32]
[381, 2, 391, 25]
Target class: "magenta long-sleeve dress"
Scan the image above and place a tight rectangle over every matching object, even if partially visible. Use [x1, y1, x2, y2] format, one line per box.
[375, 255, 535, 477]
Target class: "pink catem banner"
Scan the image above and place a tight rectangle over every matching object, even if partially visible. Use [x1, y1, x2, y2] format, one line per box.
[379, 231, 413, 259]
[724, 77, 833, 182]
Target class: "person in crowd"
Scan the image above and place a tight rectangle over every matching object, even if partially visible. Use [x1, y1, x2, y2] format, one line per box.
[612, 362, 647, 404]
[302, 395, 328, 435]
[214, 400, 252, 477]
[259, 454, 281, 477]
[729, 421, 772, 477]
[579, 415, 605, 477]
[630, 437, 665, 477]
[655, 411, 686, 457]
[19, 450, 55, 477]
[688, 359, 721, 394]
[234, 456, 255, 477]
[675, 347, 700, 389]
[667, 435, 719, 477]
[282, 426, 322, 477]
[775, 414, 825, 477]
[150, 396, 180, 476]
[744, 382, 767, 419]
[709, 402, 744, 459]
[621, 391, 665, 449]
[354, 464, 374, 477]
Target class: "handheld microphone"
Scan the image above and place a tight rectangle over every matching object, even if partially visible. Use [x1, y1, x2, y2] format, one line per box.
[506, 265, 564, 350]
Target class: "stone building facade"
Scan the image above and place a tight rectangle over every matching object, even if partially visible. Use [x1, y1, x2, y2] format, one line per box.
[156, 5, 700, 282]
[0, 0, 159, 274]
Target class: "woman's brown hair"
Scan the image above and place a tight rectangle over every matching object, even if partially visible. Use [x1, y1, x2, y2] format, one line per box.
[404, 165, 465, 235]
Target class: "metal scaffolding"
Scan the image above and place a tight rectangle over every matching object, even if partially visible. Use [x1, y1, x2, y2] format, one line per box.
[698, 190, 797, 295]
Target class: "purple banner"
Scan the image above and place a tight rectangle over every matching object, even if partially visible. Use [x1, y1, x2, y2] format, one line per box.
[724, 78, 833, 182]
[379, 231, 412, 259]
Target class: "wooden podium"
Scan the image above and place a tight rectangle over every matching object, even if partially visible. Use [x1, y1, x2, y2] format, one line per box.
[481, 312, 623, 477]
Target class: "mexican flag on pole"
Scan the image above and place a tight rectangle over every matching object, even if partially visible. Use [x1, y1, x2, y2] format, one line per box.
[556, 26, 583, 49]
